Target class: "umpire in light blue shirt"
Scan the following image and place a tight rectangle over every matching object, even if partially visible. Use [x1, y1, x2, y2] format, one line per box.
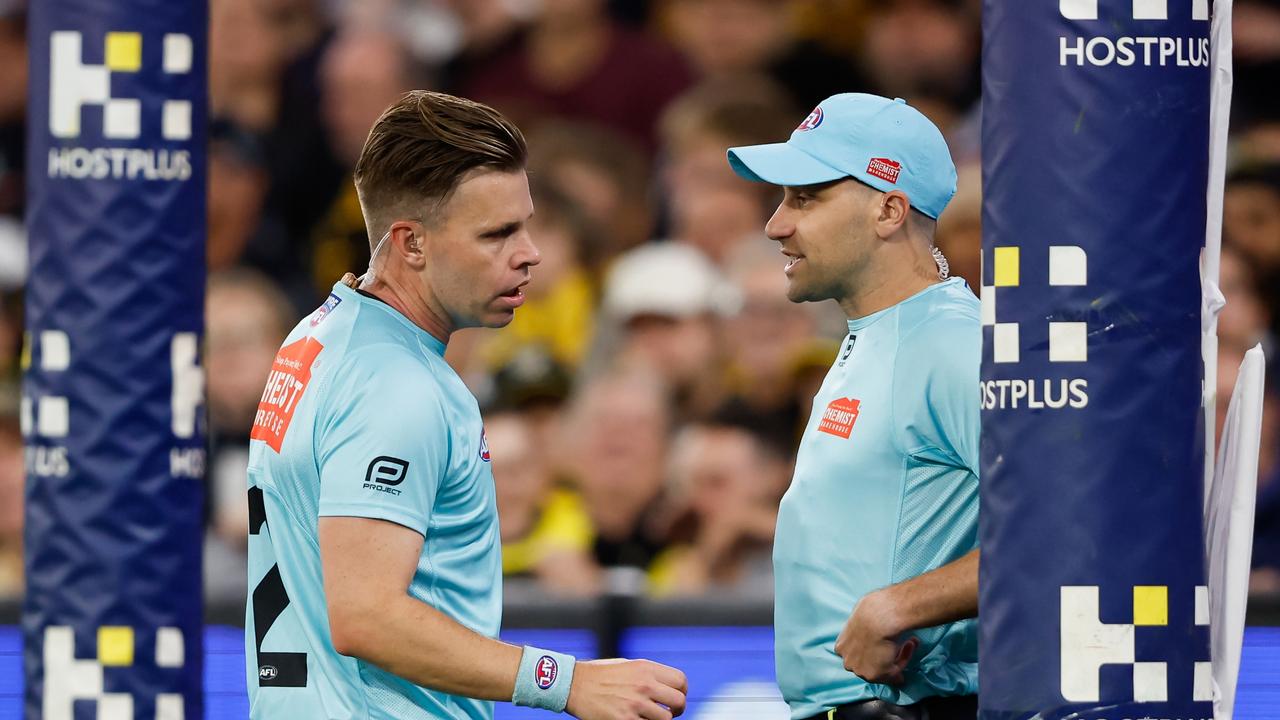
[727, 94, 981, 720]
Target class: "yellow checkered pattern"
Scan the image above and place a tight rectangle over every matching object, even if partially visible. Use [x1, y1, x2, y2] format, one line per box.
[98, 626, 134, 666]
[104, 32, 141, 72]
[993, 246, 1020, 287]
[1133, 586, 1168, 626]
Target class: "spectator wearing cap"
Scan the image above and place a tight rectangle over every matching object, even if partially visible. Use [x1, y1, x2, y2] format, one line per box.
[591, 242, 740, 422]
[728, 93, 980, 720]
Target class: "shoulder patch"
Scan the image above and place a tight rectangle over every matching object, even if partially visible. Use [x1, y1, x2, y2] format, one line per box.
[251, 337, 324, 452]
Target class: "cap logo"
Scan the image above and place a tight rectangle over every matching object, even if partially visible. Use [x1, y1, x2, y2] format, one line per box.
[867, 158, 901, 184]
[796, 106, 823, 131]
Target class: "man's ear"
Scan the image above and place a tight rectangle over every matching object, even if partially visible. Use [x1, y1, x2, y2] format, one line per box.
[391, 222, 427, 270]
[875, 192, 911, 239]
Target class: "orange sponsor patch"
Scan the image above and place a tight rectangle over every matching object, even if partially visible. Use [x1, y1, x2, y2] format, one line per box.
[250, 337, 323, 452]
[818, 397, 861, 439]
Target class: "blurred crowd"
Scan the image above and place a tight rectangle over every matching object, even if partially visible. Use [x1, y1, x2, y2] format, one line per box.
[0, 0, 1278, 608]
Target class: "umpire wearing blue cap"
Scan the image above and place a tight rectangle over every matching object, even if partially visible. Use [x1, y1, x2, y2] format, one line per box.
[728, 94, 980, 720]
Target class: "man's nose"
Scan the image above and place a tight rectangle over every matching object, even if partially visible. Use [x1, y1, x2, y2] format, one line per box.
[514, 230, 540, 268]
[765, 204, 794, 242]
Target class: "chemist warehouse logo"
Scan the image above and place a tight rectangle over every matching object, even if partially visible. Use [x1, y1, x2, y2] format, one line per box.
[1058, 0, 1210, 68]
[981, 246, 1090, 411]
[46, 30, 196, 181]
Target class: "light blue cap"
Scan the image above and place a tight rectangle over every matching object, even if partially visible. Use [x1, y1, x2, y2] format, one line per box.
[727, 93, 958, 219]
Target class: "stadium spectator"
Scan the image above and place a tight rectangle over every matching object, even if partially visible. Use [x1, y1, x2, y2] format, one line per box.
[858, 0, 980, 133]
[486, 347, 577, 500]
[527, 121, 654, 261]
[716, 239, 829, 448]
[1213, 246, 1280, 595]
[658, 77, 796, 265]
[0, 411, 20, 600]
[209, 0, 287, 133]
[472, 181, 601, 373]
[457, 0, 693, 152]
[934, 161, 982, 291]
[1215, 342, 1280, 594]
[1218, 244, 1272, 356]
[595, 243, 740, 421]
[1232, 0, 1280, 162]
[202, 269, 295, 603]
[487, 412, 598, 598]
[207, 121, 270, 272]
[1224, 164, 1280, 339]
[434, 0, 531, 91]
[661, 0, 873, 111]
[561, 368, 675, 582]
[307, 29, 424, 297]
[0, 292, 19, 393]
[255, 0, 348, 274]
[0, 7, 25, 295]
[649, 418, 788, 599]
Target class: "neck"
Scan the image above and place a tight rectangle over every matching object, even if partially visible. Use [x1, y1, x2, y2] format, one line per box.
[361, 273, 454, 346]
[837, 240, 942, 319]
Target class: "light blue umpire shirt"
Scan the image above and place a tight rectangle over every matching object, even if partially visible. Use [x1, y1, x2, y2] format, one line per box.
[772, 278, 981, 718]
[726, 91, 976, 718]
[245, 282, 501, 720]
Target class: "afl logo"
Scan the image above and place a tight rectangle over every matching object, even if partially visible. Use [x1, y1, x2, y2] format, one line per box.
[479, 428, 491, 462]
[535, 656, 558, 689]
[796, 106, 823, 131]
[259, 665, 278, 681]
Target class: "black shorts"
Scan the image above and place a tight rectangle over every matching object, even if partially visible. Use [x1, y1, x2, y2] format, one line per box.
[802, 694, 978, 720]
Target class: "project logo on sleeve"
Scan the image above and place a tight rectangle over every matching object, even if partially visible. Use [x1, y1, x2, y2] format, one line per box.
[365, 456, 409, 485]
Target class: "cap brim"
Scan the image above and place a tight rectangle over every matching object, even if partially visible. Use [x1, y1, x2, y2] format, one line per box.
[727, 142, 847, 186]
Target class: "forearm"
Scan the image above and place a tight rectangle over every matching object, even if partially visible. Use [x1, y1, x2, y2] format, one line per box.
[882, 547, 979, 634]
[336, 594, 522, 701]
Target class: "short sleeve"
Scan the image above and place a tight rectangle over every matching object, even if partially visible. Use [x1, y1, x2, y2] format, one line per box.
[315, 348, 450, 535]
[893, 313, 982, 475]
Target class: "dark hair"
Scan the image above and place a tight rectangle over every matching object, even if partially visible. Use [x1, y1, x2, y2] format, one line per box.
[354, 90, 527, 241]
